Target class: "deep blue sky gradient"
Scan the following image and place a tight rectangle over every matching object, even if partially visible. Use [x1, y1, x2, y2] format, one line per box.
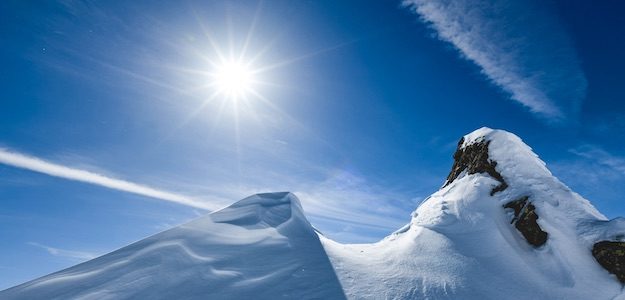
[1, 0, 625, 288]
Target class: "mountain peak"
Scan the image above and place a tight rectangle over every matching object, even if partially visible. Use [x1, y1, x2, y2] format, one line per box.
[444, 128, 507, 195]
[323, 129, 625, 299]
[443, 127, 554, 195]
[462, 126, 497, 144]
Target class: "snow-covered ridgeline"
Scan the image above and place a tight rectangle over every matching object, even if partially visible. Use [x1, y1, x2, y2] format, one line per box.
[3, 128, 625, 300]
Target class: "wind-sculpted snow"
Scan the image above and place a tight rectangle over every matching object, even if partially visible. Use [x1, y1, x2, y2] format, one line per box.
[4, 128, 625, 299]
[0, 192, 346, 300]
[323, 128, 625, 299]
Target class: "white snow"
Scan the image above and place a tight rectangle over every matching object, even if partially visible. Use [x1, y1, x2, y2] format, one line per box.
[3, 127, 625, 299]
[322, 127, 625, 299]
[0, 192, 345, 300]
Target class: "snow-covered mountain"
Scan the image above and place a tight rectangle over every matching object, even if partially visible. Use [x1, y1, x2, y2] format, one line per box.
[322, 128, 625, 299]
[1, 192, 346, 299]
[3, 127, 625, 299]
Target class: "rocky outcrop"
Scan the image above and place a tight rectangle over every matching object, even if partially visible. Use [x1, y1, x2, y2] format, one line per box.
[444, 129, 625, 286]
[444, 136, 547, 247]
[444, 137, 508, 195]
[504, 196, 548, 247]
[592, 241, 625, 283]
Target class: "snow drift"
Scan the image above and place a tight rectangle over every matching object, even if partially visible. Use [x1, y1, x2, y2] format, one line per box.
[1, 192, 345, 299]
[3, 127, 625, 299]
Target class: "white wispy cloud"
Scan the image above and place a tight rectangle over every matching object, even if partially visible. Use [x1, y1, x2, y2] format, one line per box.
[296, 171, 414, 231]
[570, 145, 625, 175]
[28, 242, 98, 261]
[178, 168, 423, 243]
[271, 169, 424, 242]
[548, 144, 625, 218]
[404, 0, 587, 121]
[0, 147, 425, 243]
[0, 148, 216, 210]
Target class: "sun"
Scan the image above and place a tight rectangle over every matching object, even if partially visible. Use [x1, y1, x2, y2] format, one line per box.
[213, 61, 255, 99]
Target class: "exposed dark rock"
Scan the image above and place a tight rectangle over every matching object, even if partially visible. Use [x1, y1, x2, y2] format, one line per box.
[504, 196, 548, 247]
[504, 197, 528, 219]
[592, 241, 625, 283]
[444, 137, 508, 195]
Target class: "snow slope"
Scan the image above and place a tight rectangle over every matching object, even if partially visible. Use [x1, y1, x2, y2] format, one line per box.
[1, 192, 346, 300]
[3, 128, 625, 299]
[322, 128, 625, 299]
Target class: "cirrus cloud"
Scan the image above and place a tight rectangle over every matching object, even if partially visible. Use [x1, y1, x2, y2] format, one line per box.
[404, 0, 587, 122]
[0, 147, 215, 210]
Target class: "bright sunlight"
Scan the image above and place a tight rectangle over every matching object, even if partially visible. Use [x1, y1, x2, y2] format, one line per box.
[213, 60, 255, 99]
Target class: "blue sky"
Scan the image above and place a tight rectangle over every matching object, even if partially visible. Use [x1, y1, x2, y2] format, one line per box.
[1, 0, 625, 289]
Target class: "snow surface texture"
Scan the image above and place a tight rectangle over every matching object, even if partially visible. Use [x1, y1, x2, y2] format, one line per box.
[1, 192, 346, 299]
[3, 128, 625, 299]
[323, 128, 625, 299]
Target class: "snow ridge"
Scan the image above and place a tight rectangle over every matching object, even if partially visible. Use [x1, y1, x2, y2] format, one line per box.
[3, 128, 625, 300]
[1, 192, 346, 300]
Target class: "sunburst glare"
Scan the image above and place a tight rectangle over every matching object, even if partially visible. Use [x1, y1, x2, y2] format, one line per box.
[212, 60, 255, 100]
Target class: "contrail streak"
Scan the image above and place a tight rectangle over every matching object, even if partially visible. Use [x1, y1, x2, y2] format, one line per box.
[0, 148, 215, 210]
